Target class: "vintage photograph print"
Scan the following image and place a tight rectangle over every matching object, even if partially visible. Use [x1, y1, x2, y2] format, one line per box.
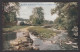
[2, 2, 78, 51]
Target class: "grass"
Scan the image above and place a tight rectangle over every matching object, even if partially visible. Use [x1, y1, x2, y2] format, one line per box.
[28, 26, 60, 38]
[3, 25, 28, 41]
[3, 26, 27, 32]
[3, 25, 61, 39]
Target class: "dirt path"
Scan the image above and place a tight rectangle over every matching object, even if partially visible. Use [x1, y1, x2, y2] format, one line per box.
[19, 26, 34, 32]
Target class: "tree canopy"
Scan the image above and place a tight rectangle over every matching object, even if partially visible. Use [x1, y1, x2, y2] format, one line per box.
[2, 2, 20, 26]
[30, 7, 44, 25]
[51, 2, 78, 36]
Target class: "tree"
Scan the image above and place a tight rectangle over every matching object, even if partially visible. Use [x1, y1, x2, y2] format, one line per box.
[30, 7, 44, 25]
[43, 20, 53, 25]
[51, 2, 78, 36]
[2, 2, 20, 26]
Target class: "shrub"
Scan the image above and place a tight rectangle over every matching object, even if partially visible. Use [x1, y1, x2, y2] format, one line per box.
[20, 21, 25, 26]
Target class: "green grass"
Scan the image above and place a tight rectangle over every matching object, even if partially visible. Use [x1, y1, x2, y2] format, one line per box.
[28, 26, 60, 38]
[3, 26, 27, 32]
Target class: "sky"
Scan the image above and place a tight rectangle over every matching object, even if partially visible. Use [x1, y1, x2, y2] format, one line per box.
[17, 2, 58, 21]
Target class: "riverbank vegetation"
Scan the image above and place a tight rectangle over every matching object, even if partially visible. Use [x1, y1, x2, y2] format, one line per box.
[28, 26, 61, 38]
[2, 2, 20, 27]
[51, 2, 78, 37]
[3, 26, 27, 32]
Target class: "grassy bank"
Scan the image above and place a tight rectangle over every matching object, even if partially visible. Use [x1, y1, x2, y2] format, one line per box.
[3, 26, 27, 32]
[3, 26, 28, 41]
[28, 26, 61, 38]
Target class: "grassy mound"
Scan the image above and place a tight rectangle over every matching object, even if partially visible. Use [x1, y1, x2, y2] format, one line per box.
[28, 26, 60, 38]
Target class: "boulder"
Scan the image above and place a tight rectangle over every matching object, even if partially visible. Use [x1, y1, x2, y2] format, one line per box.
[10, 40, 19, 46]
[33, 46, 39, 50]
[15, 46, 20, 50]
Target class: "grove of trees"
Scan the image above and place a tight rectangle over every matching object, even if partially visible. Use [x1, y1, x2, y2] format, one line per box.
[51, 2, 78, 36]
[43, 20, 53, 25]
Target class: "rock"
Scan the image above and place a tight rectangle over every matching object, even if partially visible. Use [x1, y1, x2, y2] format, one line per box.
[23, 32, 29, 37]
[5, 31, 34, 51]
[26, 46, 33, 50]
[72, 45, 78, 48]
[33, 47, 39, 50]
[18, 46, 33, 51]
[28, 43, 32, 45]
[17, 37, 27, 43]
[10, 40, 19, 46]
[15, 46, 20, 50]
[21, 37, 27, 42]
[32, 46, 39, 50]
[19, 47, 25, 50]
[65, 41, 72, 45]
[10, 37, 28, 46]
[51, 40, 56, 44]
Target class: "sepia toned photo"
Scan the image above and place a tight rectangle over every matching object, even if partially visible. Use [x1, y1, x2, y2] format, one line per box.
[2, 2, 78, 51]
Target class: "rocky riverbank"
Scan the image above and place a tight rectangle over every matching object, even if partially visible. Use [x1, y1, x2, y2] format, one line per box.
[3, 26, 39, 51]
[3, 26, 78, 50]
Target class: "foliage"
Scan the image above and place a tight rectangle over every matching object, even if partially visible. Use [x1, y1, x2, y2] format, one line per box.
[51, 2, 78, 36]
[20, 21, 25, 26]
[30, 7, 44, 25]
[2, 2, 20, 26]
[17, 18, 28, 21]
[43, 20, 53, 25]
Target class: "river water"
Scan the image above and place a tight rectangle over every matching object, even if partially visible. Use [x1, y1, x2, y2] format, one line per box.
[29, 33, 64, 50]
[29, 30, 78, 50]
[3, 29, 78, 50]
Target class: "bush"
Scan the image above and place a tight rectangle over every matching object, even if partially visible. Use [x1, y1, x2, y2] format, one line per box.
[20, 21, 25, 26]
[29, 29, 39, 36]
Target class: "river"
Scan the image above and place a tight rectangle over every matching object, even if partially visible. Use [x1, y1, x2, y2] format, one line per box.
[29, 32, 64, 50]
[29, 29, 78, 50]
[3, 27, 78, 50]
